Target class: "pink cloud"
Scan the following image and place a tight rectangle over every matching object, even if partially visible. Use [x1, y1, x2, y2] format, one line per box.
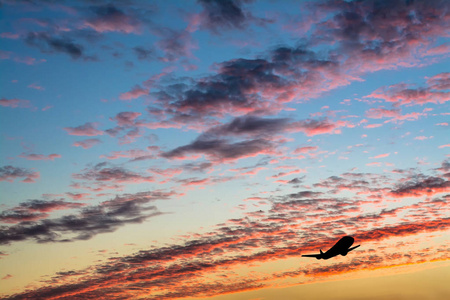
[293, 146, 318, 154]
[289, 119, 347, 136]
[110, 111, 142, 126]
[425, 44, 450, 56]
[365, 73, 450, 106]
[0, 32, 20, 39]
[0, 50, 45, 65]
[73, 138, 102, 149]
[370, 153, 390, 159]
[119, 85, 148, 100]
[27, 83, 45, 90]
[439, 144, 450, 149]
[66, 193, 90, 201]
[19, 153, 61, 161]
[270, 169, 306, 179]
[0, 98, 32, 109]
[64, 123, 103, 136]
[414, 136, 432, 140]
[364, 123, 383, 129]
[365, 108, 400, 119]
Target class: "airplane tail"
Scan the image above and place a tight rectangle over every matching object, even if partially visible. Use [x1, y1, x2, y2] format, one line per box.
[320, 249, 323, 255]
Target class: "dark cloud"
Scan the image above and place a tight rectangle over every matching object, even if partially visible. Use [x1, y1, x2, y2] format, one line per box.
[287, 177, 305, 185]
[0, 165, 40, 183]
[161, 138, 274, 162]
[389, 176, 450, 198]
[133, 46, 154, 60]
[0, 200, 84, 224]
[151, 56, 298, 121]
[84, 3, 141, 33]
[315, 0, 449, 71]
[182, 162, 214, 172]
[0, 191, 173, 245]
[156, 29, 196, 62]
[25, 32, 84, 59]
[73, 162, 154, 184]
[201, 115, 290, 139]
[198, 0, 247, 31]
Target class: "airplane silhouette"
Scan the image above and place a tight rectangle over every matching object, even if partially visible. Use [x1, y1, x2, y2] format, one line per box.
[302, 236, 360, 260]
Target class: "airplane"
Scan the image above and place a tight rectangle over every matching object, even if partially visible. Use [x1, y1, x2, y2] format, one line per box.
[302, 236, 360, 260]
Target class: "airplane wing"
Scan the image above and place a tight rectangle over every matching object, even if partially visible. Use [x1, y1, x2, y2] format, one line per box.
[348, 245, 360, 252]
[302, 254, 321, 258]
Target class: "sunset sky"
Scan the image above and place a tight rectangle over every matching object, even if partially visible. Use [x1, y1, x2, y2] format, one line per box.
[0, 0, 449, 299]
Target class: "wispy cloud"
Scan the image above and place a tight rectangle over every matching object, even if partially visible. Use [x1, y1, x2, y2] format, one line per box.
[18, 153, 61, 161]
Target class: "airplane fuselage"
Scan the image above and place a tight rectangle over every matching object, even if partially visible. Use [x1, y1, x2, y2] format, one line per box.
[302, 236, 360, 260]
[320, 236, 354, 259]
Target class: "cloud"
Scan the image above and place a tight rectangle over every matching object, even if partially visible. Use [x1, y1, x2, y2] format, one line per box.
[197, 0, 249, 32]
[194, 0, 272, 34]
[133, 46, 154, 60]
[5, 194, 448, 299]
[73, 138, 102, 149]
[293, 146, 318, 154]
[270, 169, 306, 179]
[3, 161, 450, 299]
[83, 4, 141, 34]
[0, 199, 85, 224]
[289, 119, 346, 136]
[150, 0, 449, 125]
[1, 274, 12, 280]
[18, 153, 61, 161]
[0, 166, 40, 183]
[370, 153, 390, 159]
[64, 122, 103, 136]
[25, 32, 84, 59]
[389, 176, 450, 198]
[201, 116, 346, 143]
[110, 111, 142, 126]
[201, 116, 291, 139]
[100, 147, 159, 161]
[119, 85, 148, 100]
[364, 123, 383, 129]
[0, 50, 45, 65]
[0, 98, 32, 109]
[155, 29, 197, 62]
[315, 0, 449, 72]
[365, 73, 450, 106]
[161, 138, 276, 163]
[0, 191, 174, 245]
[73, 162, 154, 184]
[366, 108, 401, 119]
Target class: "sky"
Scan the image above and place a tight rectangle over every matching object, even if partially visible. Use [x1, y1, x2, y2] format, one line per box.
[0, 0, 449, 299]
